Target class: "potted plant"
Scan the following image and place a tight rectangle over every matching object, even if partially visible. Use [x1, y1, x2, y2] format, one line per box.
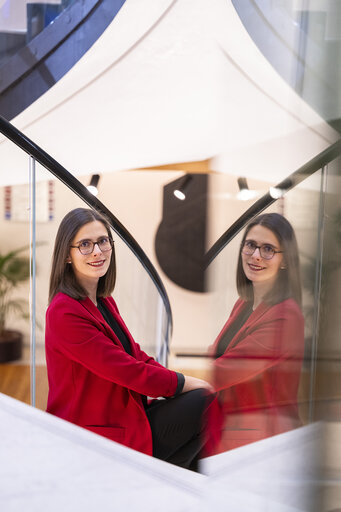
[0, 246, 30, 363]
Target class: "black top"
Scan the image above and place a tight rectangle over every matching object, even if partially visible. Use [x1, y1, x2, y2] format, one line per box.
[215, 302, 253, 358]
[97, 298, 132, 355]
[97, 298, 185, 396]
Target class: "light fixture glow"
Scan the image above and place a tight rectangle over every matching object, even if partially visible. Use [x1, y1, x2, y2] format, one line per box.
[237, 176, 258, 201]
[87, 174, 100, 196]
[269, 186, 284, 199]
[87, 185, 99, 196]
[173, 174, 192, 201]
[237, 189, 259, 201]
[173, 189, 186, 200]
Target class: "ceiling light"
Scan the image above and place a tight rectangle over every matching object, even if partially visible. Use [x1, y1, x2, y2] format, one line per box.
[269, 186, 285, 199]
[236, 176, 258, 201]
[173, 174, 192, 200]
[87, 174, 100, 196]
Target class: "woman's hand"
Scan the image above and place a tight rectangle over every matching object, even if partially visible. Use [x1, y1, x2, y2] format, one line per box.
[182, 375, 215, 394]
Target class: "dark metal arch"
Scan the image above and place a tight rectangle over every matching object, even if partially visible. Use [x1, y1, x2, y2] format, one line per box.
[0, 0, 126, 120]
[0, 114, 173, 342]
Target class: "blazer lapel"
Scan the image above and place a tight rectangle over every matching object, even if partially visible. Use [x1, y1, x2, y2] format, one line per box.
[79, 297, 134, 353]
[79, 297, 103, 322]
[245, 302, 270, 328]
[225, 301, 272, 352]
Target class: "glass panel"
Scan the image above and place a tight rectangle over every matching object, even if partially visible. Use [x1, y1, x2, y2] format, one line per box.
[31, 163, 81, 411]
[206, 168, 324, 453]
[281, 168, 324, 424]
[32, 164, 170, 410]
[315, 156, 341, 510]
[114, 243, 169, 364]
[312, 156, 341, 423]
[0, 138, 31, 405]
[26, 0, 77, 43]
[232, 1, 341, 129]
[0, 0, 77, 67]
[0, 136, 170, 410]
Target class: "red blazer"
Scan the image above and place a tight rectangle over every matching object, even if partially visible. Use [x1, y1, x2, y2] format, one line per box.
[211, 298, 304, 453]
[45, 293, 178, 455]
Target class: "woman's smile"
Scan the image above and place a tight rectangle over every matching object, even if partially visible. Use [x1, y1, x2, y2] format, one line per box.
[69, 221, 112, 288]
[87, 260, 106, 268]
[247, 263, 265, 272]
[242, 225, 283, 291]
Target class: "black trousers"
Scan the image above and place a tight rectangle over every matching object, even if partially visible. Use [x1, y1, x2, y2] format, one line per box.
[145, 389, 215, 472]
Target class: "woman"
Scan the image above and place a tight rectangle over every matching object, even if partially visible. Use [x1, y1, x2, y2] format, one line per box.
[211, 213, 304, 453]
[45, 207, 219, 470]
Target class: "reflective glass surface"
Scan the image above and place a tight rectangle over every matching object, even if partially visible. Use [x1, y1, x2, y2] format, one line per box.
[207, 167, 328, 443]
[0, 138, 31, 402]
[0, 0, 77, 67]
[233, 0, 341, 130]
[0, 150, 170, 411]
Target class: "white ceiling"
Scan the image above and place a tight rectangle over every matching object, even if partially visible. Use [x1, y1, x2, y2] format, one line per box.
[0, 0, 338, 186]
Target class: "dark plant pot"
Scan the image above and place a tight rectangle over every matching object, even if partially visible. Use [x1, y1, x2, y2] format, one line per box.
[0, 330, 23, 363]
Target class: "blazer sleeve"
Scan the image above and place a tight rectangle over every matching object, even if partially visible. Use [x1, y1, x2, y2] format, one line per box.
[213, 301, 304, 392]
[46, 299, 178, 398]
[133, 341, 165, 366]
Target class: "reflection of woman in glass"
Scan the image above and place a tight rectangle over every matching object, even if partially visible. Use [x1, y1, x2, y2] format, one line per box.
[211, 213, 304, 453]
[45, 208, 218, 470]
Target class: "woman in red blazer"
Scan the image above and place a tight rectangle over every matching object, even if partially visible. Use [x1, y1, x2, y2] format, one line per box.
[45, 208, 219, 470]
[211, 213, 304, 453]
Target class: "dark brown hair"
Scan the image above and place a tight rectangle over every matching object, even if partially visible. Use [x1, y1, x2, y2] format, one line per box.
[49, 208, 116, 303]
[236, 213, 302, 306]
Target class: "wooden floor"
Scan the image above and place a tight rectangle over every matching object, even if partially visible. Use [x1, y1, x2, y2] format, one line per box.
[0, 364, 49, 411]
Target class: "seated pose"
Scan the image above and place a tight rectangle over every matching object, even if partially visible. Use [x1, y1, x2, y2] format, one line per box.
[211, 213, 304, 453]
[45, 208, 219, 471]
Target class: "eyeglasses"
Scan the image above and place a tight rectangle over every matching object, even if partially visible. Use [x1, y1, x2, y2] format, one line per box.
[242, 240, 283, 260]
[70, 236, 114, 255]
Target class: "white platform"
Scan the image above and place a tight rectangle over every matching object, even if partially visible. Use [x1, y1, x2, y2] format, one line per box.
[0, 393, 203, 512]
[0, 392, 326, 511]
[201, 421, 323, 512]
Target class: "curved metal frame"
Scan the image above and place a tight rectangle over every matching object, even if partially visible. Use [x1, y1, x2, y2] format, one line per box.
[0, 115, 173, 341]
[206, 138, 341, 266]
[0, 0, 126, 119]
